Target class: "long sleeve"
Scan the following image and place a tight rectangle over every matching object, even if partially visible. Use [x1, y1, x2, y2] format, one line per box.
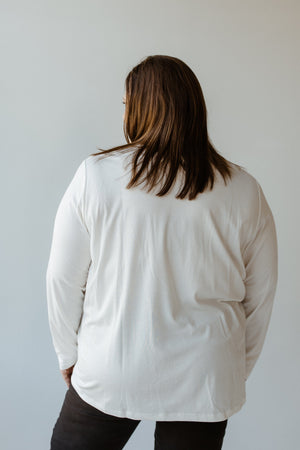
[46, 159, 91, 370]
[242, 181, 278, 381]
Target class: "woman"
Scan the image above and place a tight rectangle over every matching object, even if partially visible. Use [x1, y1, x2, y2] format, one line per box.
[46, 55, 278, 450]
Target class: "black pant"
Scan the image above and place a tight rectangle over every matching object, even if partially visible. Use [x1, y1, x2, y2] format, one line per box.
[50, 380, 228, 450]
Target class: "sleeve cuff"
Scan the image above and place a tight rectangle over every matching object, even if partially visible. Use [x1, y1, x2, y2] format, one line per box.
[58, 355, 78, 371]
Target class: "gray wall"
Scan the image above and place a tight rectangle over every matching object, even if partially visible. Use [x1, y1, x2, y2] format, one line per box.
[1, 1, 298, 449]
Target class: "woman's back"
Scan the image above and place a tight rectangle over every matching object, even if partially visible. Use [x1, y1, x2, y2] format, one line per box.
[46, 149, 278, 421]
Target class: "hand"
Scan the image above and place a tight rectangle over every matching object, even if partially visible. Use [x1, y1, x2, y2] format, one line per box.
[60, 364, 75, 388]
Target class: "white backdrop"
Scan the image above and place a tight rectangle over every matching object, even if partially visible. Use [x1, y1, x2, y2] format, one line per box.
[0, 1, 298, 449]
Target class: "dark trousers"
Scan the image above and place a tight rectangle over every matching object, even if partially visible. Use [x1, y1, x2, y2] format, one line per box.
[50, 380, 228, 450]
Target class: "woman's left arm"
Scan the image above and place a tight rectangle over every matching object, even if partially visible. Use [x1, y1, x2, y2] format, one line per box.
[46, 159, 91, 375]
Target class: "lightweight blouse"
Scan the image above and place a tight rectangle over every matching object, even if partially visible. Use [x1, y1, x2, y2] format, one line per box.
[46, 148, 278, 422]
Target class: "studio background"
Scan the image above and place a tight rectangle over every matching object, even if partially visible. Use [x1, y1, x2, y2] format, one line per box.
[0, 1, 298, 449]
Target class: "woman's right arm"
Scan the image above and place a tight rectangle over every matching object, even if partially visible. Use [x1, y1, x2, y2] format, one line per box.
[242, 181, 278, 381]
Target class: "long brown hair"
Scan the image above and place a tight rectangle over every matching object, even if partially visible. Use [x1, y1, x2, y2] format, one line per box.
[90, 55, 243, 200]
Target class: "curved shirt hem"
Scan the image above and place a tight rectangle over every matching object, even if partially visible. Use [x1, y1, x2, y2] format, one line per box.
[70, 377, 246, 422]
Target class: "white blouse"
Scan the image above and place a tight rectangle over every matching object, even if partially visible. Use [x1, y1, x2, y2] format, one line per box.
[46, 149, 278, 422]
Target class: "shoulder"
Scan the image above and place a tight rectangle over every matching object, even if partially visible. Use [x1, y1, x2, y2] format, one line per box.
[227, 161, 259, 190]
[229, 162, 262, 204]
[228, 163, 275, 239]
[84, 153, 118, 174]
[223, 162, 273, 230]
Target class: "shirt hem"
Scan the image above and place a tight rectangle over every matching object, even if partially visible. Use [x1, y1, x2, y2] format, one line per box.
[70, 378, 246, 422]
